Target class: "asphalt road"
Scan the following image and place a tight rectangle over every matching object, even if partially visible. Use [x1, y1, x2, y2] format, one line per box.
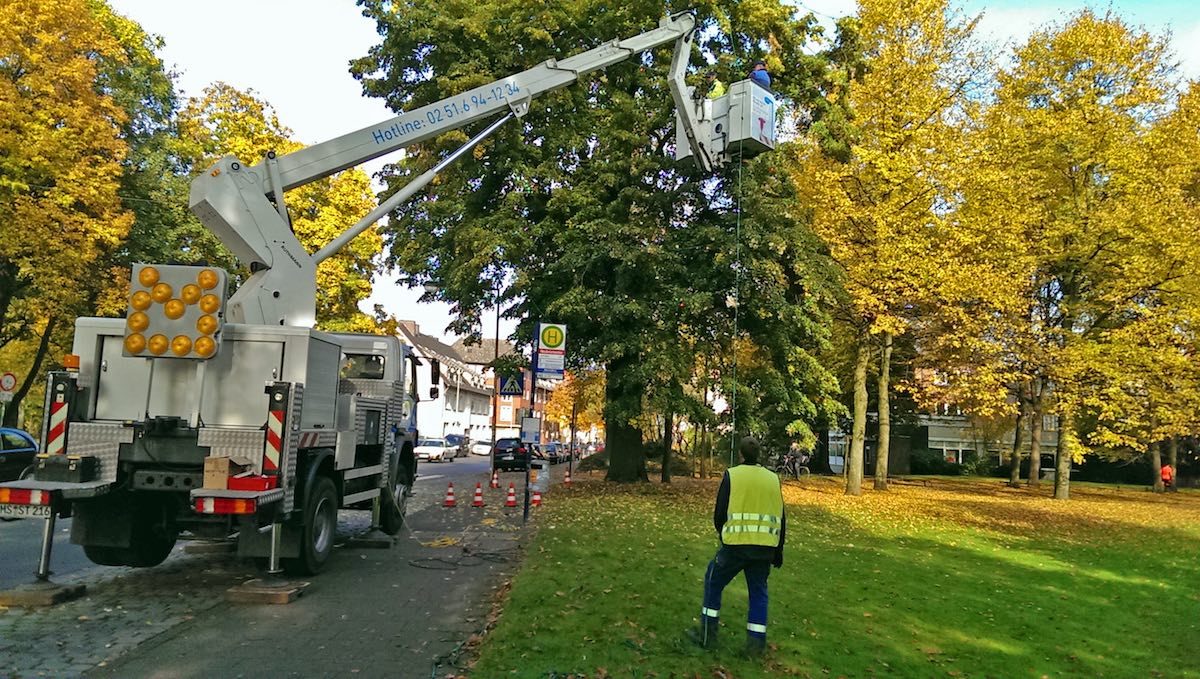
[0, 516, 91, 590]
[0, 451, 496, 591]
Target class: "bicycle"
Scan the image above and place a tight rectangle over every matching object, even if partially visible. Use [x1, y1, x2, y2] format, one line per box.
[772, 451, 810, 481]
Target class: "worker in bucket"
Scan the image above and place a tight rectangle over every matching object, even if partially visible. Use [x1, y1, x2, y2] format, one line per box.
[687, 436, 786, 657]
[748, 60, 771, 89]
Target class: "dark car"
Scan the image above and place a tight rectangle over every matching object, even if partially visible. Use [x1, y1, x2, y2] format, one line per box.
[0, 428, 37, 481]
[543, 442, 563, 464]
[493, 437, 544, 471]
[445, 433, 469, 458]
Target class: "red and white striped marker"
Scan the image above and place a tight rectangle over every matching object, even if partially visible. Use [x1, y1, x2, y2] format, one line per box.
[490, 469, 500, 489]
[564, 468, 572, 487]
[443, 482, 456, 507]
[45, 401, 67, 456]
[504, 483, 518, 508]
[531, 490, 542, 507]
[471, 482, 486, 508]
[263, 408, 284, 473]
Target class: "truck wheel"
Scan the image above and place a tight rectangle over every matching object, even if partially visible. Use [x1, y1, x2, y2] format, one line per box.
[380, 457, 412, 536]
[284, 475, 337, 575]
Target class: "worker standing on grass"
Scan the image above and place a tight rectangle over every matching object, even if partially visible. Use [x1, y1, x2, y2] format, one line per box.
[687, 436, 785, 657]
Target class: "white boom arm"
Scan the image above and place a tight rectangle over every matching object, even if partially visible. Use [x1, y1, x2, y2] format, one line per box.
[189, 12, 712, 328]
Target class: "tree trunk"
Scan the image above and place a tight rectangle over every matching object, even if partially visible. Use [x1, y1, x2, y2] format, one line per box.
[1027, 395, 1043, 487]
[846, 337, 870, 496]
[661, 409, 673, 483]
[873, 333, 893, 491]
[1053, 413, 1074, 500]
[4, 317, 55, 428]
[604, 356, 647, 482]
[1151, 440, 1164, 492]
[1009, 398, 1025, 487]
[1168, 437, 1178, 485]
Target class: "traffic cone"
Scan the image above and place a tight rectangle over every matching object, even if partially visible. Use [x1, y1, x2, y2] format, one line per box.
[471, 482, 486, 508]
[490, 469, 500, 489]
[443, 482, 456, 507]
[531, 490, 542, 507]
[504, 483, 518, 508]
[564, 468, 572, 487]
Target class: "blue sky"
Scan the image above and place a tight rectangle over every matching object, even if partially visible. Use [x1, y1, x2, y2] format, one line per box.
[107, 0, 1200, 343]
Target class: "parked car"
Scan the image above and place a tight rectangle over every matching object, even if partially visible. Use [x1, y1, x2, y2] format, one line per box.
[493, 437, 543, 471]
[0, 427, 37, 482]
[414, 437, 456, 463]
[543, 442, 563, 464]
[470, 440, 493, 456]
[445, 433, 470, 458]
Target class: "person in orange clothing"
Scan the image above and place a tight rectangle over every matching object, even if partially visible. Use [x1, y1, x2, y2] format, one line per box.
[1161, 462, 1175, 491]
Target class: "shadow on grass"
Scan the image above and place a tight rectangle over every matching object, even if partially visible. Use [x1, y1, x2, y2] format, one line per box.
[470, 479, 1200, 678]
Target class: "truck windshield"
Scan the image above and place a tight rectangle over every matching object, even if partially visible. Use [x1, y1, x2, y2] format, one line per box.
[342, 353, 385, 379]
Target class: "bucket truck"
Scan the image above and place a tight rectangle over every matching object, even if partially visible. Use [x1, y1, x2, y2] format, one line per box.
[0, 11, 775, 579]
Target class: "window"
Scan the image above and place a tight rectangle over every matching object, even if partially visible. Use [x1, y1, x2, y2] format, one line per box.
[342, 353, 385, 380]
[3, 432, 32, 450]
[1042, 415, 1058, 432]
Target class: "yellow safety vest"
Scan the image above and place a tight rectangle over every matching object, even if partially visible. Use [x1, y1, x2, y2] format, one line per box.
[722, 465, 784, 547]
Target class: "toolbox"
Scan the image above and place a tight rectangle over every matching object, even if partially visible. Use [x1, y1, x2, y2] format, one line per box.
[35, 454, 99, 482]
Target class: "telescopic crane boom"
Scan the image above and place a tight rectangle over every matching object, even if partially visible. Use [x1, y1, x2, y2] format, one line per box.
[189, 12, 773, 328]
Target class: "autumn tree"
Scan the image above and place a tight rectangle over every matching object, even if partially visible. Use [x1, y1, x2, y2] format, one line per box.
[789, 0, 987, 495]
[962, 11, 1199, 499]
[0, 0, 137, 425]
[544, 369, 605, 442]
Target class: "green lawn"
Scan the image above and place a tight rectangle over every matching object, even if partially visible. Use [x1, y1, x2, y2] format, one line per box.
[470, 475, 1200, 678]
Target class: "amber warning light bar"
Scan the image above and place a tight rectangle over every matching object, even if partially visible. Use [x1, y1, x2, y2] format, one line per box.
[124, 264, 228, 360]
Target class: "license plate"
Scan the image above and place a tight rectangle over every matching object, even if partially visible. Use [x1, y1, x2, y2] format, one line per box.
[0, 504, 51, 519]
[502, 455, 514, 460]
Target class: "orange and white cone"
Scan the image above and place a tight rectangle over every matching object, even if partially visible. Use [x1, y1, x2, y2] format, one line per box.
[443, 482, 456, 507]
[564, 468, 572, 487]
[531, 490, 542, 507]
[471, 482, 486, 508]
[504, 483, 518, 508]
[490, 469, 500, 489]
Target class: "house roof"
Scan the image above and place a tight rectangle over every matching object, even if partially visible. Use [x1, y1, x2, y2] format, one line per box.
[452, 337, 516, 366]
[394, 321, 490, 393]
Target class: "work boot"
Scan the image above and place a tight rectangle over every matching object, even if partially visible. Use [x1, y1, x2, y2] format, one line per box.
[744, 635, 766, 658]
[685, 616, 720, 650]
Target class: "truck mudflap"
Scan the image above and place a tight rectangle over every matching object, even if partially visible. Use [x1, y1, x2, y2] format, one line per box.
[191, 487, 284, 515]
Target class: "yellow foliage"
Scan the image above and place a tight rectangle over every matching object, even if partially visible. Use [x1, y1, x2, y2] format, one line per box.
[0, 0, 133, 320]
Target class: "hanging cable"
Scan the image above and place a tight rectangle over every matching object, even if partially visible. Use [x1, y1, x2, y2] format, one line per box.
[730, 148, 744, 467]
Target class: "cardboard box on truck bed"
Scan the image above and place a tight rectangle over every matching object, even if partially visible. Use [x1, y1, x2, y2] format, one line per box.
[203, 456, 254, 490]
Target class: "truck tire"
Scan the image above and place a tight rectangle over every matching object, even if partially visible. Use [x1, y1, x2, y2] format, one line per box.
[380, 455, 412, 536]
[284, 475, 337, 575]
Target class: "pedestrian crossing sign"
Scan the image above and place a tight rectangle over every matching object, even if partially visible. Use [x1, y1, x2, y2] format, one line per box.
[499, 373, 524, 396]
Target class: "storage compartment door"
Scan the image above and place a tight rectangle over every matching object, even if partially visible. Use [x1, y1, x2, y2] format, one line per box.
[202, 341, 284, 427]
[95, 335, 152, 421]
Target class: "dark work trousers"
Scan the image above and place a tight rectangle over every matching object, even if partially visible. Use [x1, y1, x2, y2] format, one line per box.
[701, 544, 771, 641]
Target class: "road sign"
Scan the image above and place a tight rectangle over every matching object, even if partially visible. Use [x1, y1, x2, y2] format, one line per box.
[0, 372, 15, 392]
[0, 392, 11, 403]
[521, 416, 541, 444]
[498, 373, 524, 396]
[536, 323, 566, 379]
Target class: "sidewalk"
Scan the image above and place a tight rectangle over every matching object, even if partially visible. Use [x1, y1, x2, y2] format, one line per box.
[83, 485, 532, 679]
